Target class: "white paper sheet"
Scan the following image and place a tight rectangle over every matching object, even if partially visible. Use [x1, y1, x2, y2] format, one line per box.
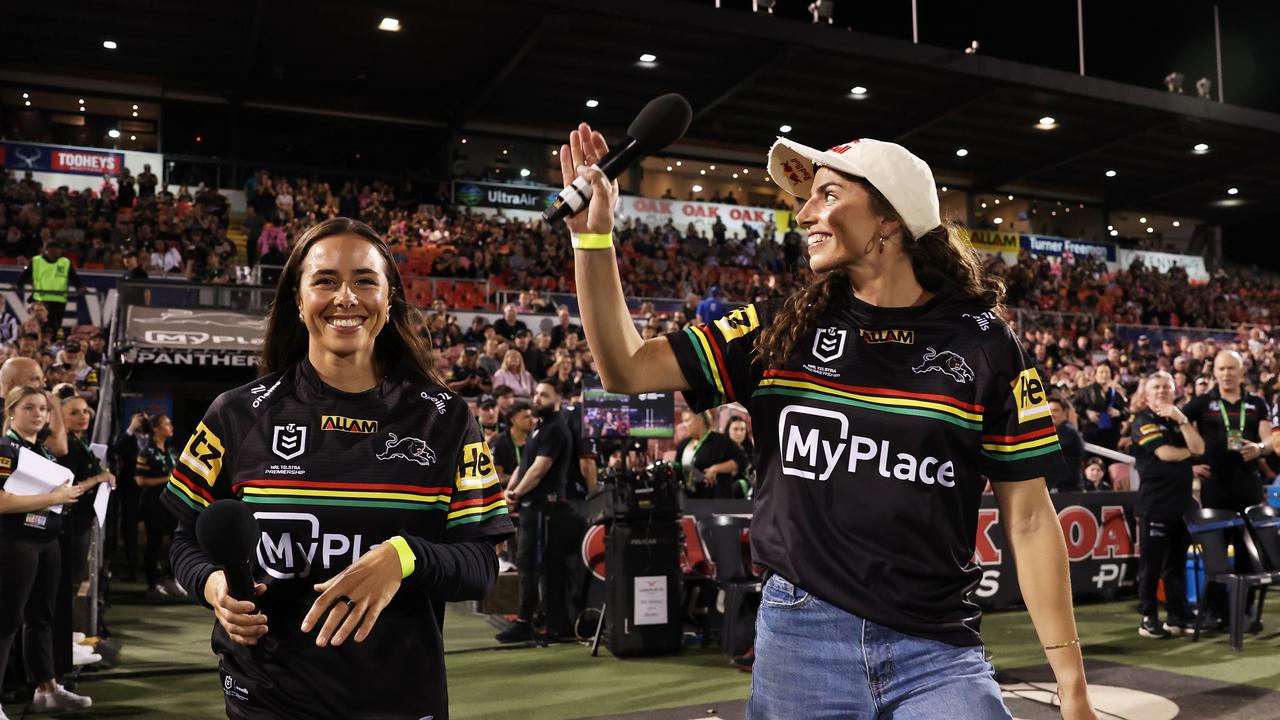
[4, 446, 75, 513]
[90, 443, 108, 466]
[634, 575, 669, 626]
[93, 483, 111, 528]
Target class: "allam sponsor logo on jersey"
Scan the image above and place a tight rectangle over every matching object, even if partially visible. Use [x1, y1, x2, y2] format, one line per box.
[777, 405, 956, 486]
[911, 347, 974, 384]
[321, 415, 379, 433]
[1012, 368, 1051, 423]
[858, 328, 915, 345]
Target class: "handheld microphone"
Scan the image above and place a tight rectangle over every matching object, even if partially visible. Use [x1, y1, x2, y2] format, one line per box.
[196, 499, 261, 602]
[543, 93, 692, 225]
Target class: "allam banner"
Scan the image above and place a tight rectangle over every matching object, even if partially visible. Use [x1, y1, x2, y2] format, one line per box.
[1, 141, 125, 176]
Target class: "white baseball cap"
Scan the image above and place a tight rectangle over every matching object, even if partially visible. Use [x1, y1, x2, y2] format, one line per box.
[767, 137, 942, 240]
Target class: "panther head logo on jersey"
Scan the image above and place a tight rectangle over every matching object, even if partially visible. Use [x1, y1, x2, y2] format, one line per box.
[912, 347, 975, 384]
[376, 433, 438, 466]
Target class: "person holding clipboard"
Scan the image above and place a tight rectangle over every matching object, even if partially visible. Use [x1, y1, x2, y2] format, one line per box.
[0, 386, 90, 718]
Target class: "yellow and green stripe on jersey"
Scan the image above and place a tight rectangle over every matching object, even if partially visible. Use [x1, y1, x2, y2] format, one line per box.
[447, 441, 506, 529]
[755, 369, 986, 431]
[681, 304, 760, 406]
[981, 425, 1063, 462]
[1136, 422, 1164, 447]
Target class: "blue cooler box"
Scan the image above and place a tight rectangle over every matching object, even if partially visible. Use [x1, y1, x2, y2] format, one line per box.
[1268, 485, 1280, 509]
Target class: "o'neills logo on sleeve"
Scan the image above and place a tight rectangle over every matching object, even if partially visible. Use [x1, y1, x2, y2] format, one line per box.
[320, 415, 379, 433]
[858, 328, 915, 345]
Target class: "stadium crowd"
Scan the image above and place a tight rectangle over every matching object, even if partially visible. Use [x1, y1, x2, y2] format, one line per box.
[4, 160, 1280, 713]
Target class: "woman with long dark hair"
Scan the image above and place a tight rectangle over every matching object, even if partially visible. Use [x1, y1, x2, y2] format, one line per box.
[674, 409, 746, 499]
[0, 387, 90, 717]
[559, 123, 1097, 719]
[161, 217, 512, 720]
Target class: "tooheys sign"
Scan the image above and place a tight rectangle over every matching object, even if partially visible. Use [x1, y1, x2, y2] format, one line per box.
[1, 141, 124, 177]
[974, 491, 1138, 609]
[616, 197, 793, 239]
[123, 307, 265, 366]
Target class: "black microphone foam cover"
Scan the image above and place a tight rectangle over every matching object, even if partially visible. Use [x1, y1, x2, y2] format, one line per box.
[196, 499, 261, 567]
[627, 93, 693, 154]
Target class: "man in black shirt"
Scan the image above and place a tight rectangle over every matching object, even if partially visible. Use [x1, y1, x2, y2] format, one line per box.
[525, 332, 554, 381]
[1131, 371, 1204, 638]
[496, 382, 575, 643]
[1183, 351, 1272, 631]
[1050, 396, 1083, 492]
[447, 347, 491, 399]
[1183, 351, 1273, 511]
[491, 400, 534, 487]
[548, 305, 582, 349]
[492, 304, 528, 341]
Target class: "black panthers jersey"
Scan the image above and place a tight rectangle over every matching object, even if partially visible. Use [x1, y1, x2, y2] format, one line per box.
[161, 359, 512, 719]
[0, 431, 60, 539]
[667, 286, 1066, 645]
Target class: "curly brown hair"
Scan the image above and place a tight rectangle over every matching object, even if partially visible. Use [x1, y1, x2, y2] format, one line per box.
[754, 173, 1005, 370]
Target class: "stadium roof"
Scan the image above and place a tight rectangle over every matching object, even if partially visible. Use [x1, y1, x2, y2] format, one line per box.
[5, 0, 1280, 223]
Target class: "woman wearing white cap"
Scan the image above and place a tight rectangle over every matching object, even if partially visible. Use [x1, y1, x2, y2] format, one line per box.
[559, 122, 1096, 719]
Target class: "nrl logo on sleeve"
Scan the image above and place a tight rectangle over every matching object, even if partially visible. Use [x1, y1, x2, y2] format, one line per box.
[912, 347, 975, 384]
[811, 327, 847, 362]
[858, 328, 915, 345]
[320, 415, 379, 433]
[271, 423, 307, 460]
[1012, 368, 1051, 423]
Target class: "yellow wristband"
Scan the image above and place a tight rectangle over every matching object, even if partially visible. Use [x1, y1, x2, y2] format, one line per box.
[571, 231, 614, 250]
[386, 536, 416, 579]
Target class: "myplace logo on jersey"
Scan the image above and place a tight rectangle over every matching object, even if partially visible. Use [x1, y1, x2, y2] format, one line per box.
[253, 512, 370, 580]
[272, 424, 307, 460]
[321, 415, 379, 433]
[778, 405, 956, 486]
[912, 347, 975, 384]
[811, 327, 847, 362]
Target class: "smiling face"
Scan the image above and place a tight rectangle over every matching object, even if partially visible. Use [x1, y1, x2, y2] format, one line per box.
[794, 167, 903, 274]
[297, 234, 391, 362]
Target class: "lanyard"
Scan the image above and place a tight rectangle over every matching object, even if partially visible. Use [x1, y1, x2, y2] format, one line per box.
[513, 439, 523, 469]
[1218, 396, 1247, 436]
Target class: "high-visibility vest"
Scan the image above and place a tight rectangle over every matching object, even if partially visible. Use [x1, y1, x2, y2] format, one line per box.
[32, 256, 71, 303]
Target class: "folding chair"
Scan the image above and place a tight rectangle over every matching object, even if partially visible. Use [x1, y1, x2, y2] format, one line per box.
[700, 514, 759, 656]
[1184, 508, 1275, 651]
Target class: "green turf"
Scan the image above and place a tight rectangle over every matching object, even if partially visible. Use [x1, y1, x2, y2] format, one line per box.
[17, 586, 1280, 719]
[982, 597, 1280, 692]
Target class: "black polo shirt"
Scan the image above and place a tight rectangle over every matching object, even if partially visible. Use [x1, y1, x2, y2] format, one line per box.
[1129, 409, 1194, 517]
[517, 410, 572, 503]
[1183, 388, 1268, 509]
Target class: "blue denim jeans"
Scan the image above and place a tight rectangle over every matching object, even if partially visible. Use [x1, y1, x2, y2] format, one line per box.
[748, 575, 1011, 720]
